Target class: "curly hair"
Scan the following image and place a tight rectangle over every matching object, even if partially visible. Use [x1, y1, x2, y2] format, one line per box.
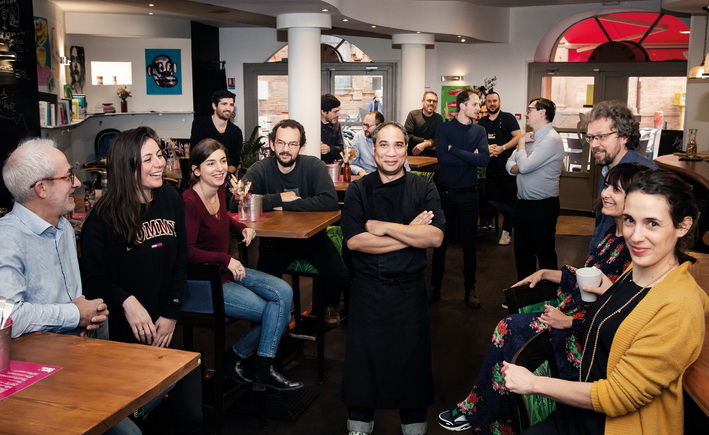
[587, 101, 640, 150]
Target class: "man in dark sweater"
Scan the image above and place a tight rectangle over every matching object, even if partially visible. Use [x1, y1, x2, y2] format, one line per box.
[243, 119, 348, 325]
[190, 89, 244, 173]
[431, 88, 489, 307]
[321, 93, 345, 164]
[405, 91, 443, 156]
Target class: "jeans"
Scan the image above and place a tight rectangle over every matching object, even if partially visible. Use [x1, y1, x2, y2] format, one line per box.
[223, 268, 293, 359]
[432, 188, 478, 291]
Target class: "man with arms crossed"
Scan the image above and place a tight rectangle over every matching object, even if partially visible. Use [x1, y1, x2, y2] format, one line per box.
[341, 122, 444, 435]
[506, 98, 564, 280]
[243, 119, 348, 325]
[405, 91, 443, 156]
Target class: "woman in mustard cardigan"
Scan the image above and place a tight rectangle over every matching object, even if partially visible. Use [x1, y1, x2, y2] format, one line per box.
[502, 169, 708, 434]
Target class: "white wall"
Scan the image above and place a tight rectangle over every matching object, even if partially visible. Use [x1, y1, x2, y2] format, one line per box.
[65, 34, 193, 114]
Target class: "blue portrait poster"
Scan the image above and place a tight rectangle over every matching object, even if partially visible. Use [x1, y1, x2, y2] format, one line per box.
[145, 48, 182, 95]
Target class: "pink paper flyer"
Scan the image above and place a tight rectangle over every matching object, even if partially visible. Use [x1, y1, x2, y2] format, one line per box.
[0, 361, 62, 400]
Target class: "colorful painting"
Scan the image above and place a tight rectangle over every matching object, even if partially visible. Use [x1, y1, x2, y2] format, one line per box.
[145, 48, 182, 95]
[441, 86, 470, 121]
[34, 16, 54, 90]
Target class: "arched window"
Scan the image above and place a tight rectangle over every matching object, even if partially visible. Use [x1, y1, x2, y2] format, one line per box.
[552, 13, 689, 62]
[267, 35, 373, 63]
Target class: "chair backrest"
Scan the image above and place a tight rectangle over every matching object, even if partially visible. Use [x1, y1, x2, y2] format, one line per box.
[511, 329, 560, 430]
[503, 280, 559, 314]
[183, 263, 230, 322]
[94, 128, 120, 160]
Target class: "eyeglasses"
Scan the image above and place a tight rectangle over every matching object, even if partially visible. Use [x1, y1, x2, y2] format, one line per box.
[526, 106, 538, 113]
[30, 169, 76, 188]
[585, 131, 618, 144]
[274, 140, 300, 150]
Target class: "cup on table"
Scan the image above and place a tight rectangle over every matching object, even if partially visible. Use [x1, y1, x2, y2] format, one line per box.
[0, 320, 12, 371]
[327, 164, 340, 182]
[576, 267, 602, 302]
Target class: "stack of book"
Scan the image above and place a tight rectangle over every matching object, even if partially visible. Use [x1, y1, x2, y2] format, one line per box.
[102, 103, 116, 114]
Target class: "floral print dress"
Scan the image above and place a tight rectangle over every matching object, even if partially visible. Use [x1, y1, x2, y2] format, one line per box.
[455, 227, 630, 434]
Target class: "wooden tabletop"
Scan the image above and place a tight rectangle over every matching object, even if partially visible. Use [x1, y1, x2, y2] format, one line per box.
[654, 154, 709, 190]
[407, 155, 438, 170]
[334, 175, 362, 192]
[0, 332, 200, 434]
[241, 210, 341, 239]
[684, 252, 709, 416]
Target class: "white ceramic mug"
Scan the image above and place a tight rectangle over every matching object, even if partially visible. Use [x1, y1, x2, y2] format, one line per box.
[576, 267, 602, 302]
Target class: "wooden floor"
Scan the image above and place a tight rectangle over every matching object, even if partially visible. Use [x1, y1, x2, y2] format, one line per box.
[150, 224, 707, 434]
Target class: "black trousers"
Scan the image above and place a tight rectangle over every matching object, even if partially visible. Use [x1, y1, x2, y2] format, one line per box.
[348, 406, 428, 424]
[513, 196, 559, 280]
[257, 231, 349, 308]
[431, 188, 478, 291]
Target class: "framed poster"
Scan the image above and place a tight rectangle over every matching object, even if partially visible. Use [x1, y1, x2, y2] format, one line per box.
[145, 48, 182, 95]
[440, 86, 470, 121]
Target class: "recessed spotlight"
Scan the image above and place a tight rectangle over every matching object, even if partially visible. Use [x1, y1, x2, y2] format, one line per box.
[416, 31, 421, 34]
[342, 18, 349, 22]
[457, 35, 462, 38]
[149, 3, 154, 6]
[460, 39, 466, 42]
[149, 12, 154, 15]
[322, 8, 329, 12]
[371, 25, 377, 29]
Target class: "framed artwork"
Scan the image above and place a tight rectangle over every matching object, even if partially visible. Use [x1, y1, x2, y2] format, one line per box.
[145, 48, 182, 95]
[34, 16, 53, 89]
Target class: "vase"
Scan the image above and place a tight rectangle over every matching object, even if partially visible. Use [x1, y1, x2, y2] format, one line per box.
[120, 100, 128, 113]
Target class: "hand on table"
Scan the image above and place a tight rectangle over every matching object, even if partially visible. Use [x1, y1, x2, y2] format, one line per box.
[280, 191, 301, 203]
[122, 295, 156, 345]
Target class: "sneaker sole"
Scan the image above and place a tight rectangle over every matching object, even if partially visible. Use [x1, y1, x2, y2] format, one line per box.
[437, 420, 471, 432]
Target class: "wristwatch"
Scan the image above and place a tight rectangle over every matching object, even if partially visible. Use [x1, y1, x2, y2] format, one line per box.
[501, 145, 506, 151]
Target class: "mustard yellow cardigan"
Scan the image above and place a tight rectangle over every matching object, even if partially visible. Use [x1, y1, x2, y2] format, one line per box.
[590, 261, 709, 434]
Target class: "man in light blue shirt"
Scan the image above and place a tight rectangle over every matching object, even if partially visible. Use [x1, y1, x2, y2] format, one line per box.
[0, 139, 108, 338]
[350, 111, 410, 175]
[506, 98, 564, 279]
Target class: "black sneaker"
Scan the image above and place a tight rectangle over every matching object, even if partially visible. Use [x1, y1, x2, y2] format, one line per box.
[438, 408, 471, 431]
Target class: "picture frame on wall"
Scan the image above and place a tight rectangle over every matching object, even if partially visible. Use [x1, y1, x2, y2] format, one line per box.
[145, 48, 182, 95]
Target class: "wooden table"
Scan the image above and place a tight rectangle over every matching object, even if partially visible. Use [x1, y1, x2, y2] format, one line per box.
[334, 175, 361, 192]
[684, 252, 709, 416]
[241, 210, 341, 239]
[407, 155, 438, 170]
[0, 332, 200, 434]
[654, 154, 709, 191]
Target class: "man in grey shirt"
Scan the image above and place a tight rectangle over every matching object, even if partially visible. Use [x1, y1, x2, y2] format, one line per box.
[506, 98, 564, 280]
[0, 139, 108, 337]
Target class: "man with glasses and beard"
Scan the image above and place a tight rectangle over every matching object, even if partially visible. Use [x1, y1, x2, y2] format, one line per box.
[190, 89, 244, 173]
[405, 91, 444, 156]
[585, 100, 657, 253]
[240, 119, 349, 326]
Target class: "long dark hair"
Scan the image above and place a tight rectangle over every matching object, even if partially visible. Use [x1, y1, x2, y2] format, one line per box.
[94, 126, 161, 245]
[625, 169, 699, 264]
[190, 138, 228, 185]
[593, 163, 648, 213]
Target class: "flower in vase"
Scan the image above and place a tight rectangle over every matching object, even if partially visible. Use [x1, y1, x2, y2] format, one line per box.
[116, 86, 132, 101]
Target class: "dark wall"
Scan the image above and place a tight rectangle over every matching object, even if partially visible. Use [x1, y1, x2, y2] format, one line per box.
[191, 21, 226, 118]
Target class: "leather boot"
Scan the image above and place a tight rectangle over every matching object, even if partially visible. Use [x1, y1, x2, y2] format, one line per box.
[255, 356, 304, 391]
[224, 349, 253, 384]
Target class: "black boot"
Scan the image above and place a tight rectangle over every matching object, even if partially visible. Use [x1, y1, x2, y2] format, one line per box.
[254, 356, 304, 391]
[224, 349, 254, 384]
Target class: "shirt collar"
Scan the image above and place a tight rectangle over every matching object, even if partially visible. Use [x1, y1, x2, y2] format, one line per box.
[534, 122, 554, 140]
[11, 202, 67, 236]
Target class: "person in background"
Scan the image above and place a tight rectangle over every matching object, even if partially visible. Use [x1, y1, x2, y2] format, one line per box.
[502, 169, 707, 434]
[368, 89, 383, 113]
[183, 138, 302, 391]
[81, 126, 201, 434]
[190, 89, 244, 173]
[342, 122, 444, 435]
[350, 111, 411, 176]
[506, 98, 564, 280]
[437, 163, 645, 433]
[478, 92, 522, 246]
[321, 93, 345, 164]
[431, 88, 489, 307]
[405, 91, 443, 156]
[242, 119, 349, 326]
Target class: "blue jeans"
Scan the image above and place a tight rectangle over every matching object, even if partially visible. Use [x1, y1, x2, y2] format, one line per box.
[223, 268, 292, 358]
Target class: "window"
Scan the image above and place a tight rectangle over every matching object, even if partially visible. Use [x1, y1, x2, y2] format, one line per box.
[90, 61, 132, 85]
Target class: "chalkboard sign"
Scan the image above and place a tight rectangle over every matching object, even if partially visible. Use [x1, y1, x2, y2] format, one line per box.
[0, 0, 40, 166]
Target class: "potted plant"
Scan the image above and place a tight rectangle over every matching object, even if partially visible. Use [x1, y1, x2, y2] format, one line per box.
[116, 86, 131, 112]
[240, 125, 267, 172]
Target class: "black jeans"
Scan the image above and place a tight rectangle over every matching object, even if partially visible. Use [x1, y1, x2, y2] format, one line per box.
[257, 231, 349, 308]
[431, 188, 478, 291]
[513, 196, 559, 280]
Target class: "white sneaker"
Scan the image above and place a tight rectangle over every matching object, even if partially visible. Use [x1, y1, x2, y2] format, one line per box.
[498, 230, 511, 246]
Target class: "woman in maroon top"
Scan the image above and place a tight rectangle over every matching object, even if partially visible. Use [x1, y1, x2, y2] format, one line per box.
[183, 138, 302, 391]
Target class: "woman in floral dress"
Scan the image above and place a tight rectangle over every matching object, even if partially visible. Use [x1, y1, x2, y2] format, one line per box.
[438, 163, 647, 434]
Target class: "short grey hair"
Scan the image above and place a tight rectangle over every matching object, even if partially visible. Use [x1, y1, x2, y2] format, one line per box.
[371, 121, 409, 145]
[3, 138, 58, 203]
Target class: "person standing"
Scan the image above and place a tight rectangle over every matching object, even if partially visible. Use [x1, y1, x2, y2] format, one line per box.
[506, 98, 564, 280]
[431, 88, 490, 307]
[341, 122, 445, 435]
[321, 93, 345, 164]
[405, 91, 443, 156]
[190, 89, 244, 173]
[478, 92, 522, 246]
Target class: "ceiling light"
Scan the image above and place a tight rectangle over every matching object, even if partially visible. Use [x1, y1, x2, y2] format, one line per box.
[371, 25, 377, 29]
[442, 75, 464, 81]
[688, 8, 709, 79]
[322, 8, 329, 12]
[149, 3, 154, 6]
[342, 18, 349, 22]
[149, 12, 154, 15]
[457, 35, 462, 38]
[461, 39, 466, 42]
[416, 31, 421, 34]
[680, 30, 691, 34]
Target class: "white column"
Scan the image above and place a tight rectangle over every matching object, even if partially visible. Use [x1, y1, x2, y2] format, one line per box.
[277, 13, 331, 157]
[393, 34, 435, 124]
